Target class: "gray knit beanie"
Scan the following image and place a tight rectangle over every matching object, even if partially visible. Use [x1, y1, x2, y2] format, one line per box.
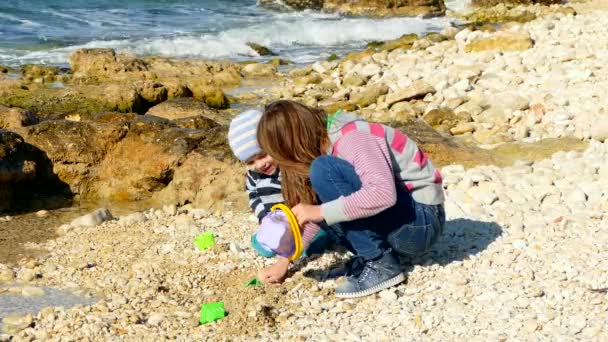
[228, 109, 263, 162]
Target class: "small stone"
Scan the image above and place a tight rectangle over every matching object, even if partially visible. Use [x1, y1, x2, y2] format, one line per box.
[70, 208, 113, 228]
[147, 313, 164, 326]
[523, 320, 539, 333]
[378, 290, 398, 302]
[21, 286, 45, 297]
[35, 210, 49, 218]
[163, 204, 177, 216]
[1, 314, 33, 334]
[450, 122, 476, 135]
[16, 269, 36, 282]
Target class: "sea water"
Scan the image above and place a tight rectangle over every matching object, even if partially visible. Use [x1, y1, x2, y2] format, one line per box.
[0, 0, 468, 67]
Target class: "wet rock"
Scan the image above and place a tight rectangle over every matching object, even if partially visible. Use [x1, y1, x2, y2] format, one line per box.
[247, 43, 276, 56]
[0, 105, 38, 130]
[464, 32, 534, 52]
[266, 0, 447, 17]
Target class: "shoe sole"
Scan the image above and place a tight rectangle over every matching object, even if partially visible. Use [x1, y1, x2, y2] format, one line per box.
[335, 273, 406, 299]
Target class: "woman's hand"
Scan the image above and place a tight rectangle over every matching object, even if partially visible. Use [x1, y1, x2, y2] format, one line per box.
[291, 203, 324, 225]
[258, 258, 290, 284]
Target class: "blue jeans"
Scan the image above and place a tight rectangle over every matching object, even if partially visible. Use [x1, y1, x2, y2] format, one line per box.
[310, 156, 445, 261]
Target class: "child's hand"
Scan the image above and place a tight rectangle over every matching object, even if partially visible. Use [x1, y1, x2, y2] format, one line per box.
[292, 203, 324, 225]
[258, 258, 290, 284]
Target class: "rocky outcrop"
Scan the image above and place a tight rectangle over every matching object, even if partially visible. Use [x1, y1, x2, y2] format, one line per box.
[0, 130, 70, 212]
[472, 0, 561, 7]
[0, 105, 38, 129]
[146, 98, 231, 124]
[11, 112, 246, 210]
[259, 0, 446, 17]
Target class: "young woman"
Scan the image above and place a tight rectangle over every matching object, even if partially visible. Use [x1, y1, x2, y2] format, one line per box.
[256, 100, 446, 298]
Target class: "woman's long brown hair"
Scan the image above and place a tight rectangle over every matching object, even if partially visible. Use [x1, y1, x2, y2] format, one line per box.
[257, 100, 328, 206]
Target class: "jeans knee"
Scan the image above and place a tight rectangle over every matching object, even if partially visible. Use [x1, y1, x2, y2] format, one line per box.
[309, 155, 337, 189]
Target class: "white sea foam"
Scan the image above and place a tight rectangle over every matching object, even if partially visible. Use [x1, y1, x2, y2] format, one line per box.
[2, 13, 456, 66]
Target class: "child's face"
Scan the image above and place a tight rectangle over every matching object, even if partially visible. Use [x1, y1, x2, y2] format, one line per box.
[246, 152, 277, 175]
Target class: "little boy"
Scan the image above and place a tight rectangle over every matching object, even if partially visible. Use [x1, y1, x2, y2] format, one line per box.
[228, 109, 327, 257]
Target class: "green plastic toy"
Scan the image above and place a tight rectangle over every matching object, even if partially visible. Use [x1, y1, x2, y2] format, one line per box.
[199, 302, 225, 324]
[244, 278, 263, 287]
[194, 232, 215, 251]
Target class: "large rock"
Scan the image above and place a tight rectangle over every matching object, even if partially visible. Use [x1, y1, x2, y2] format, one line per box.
[14, 119, 126, 197]
[259, 0, 446, 17]
[70, 48, 149, 80]
[349, 84, 389, 108]
[385, 80, 436, 107]
[0, 129, 71, 212]
[152, 148, 248, 212]
[0, 105, 38, 129]
[465, 32, 534, 52]
[146, 98, 230, 124]
[241, 63, 278, 78]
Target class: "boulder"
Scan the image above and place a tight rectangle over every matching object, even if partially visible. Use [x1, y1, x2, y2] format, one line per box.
[152, 151, 248, 213]
[21, 65, 58, 82]
[69, 48, 149, 80]
[343, 73, 367, 87]
[14, 119, 126, 197]
[294, 73, 323, 86]
[349, 84, 389, 108]
[241, 63, 278, 78]
[184, 81, 229, 109]
[0, 105, 38, 129]
[246, 42, 276, 56]
[385, 80, 436, 107]
[146, 98, 231, 124]
[422, 108, 460, 132]
[0, 129, 71, 212]
[465, 32, 534, 52]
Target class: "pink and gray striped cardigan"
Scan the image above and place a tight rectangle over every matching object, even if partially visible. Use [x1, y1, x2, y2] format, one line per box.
[319, 112, 445, 226]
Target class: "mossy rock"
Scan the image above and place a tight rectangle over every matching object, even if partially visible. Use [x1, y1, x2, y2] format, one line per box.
[247, 42, 276, 56]
[268, 58, 294, 66]
[21, 64, 59, 82]
[425, 32, 448, 43]
[458, 7, 537, 24]
[326, 54, 339, 62]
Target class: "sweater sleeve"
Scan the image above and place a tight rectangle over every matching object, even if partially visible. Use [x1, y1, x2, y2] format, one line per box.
[300, 222, 321, 250]
[321, 131, 397, 226]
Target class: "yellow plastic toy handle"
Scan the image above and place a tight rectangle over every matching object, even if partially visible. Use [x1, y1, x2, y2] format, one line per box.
[271, 204, 303, 261]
